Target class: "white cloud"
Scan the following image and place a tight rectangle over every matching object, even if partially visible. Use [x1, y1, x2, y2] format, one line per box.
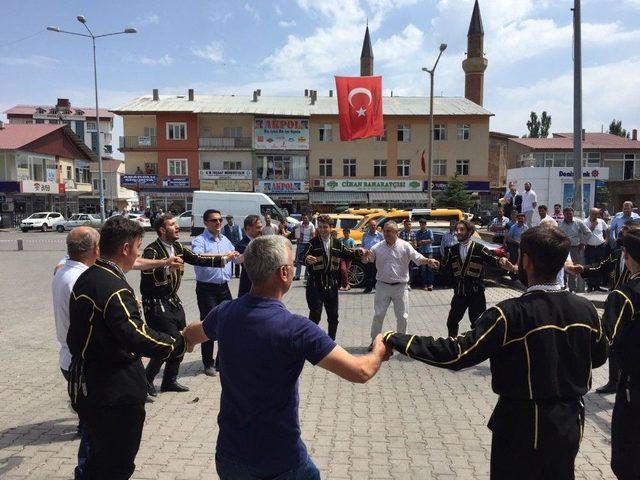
[274, 4, 283, 16]
[135, 13, 160, 27]
[278, 20, 297, 28]
[139, 54, 174, 66]
[192, 42, 226, 63]
[0, 55, 58, 68]
[210, 11, 233, 24]
[244, 3, 261, 22]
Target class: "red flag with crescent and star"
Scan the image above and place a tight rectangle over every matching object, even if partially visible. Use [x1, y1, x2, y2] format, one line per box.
[335, 75, 384, 141]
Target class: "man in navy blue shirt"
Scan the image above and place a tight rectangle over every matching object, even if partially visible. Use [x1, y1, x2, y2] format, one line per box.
[183, 235, 391, 479]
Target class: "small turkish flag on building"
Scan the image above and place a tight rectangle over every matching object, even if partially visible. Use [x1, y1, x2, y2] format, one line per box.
[420, 150, 426, 173]
[335, 75, 384, 141]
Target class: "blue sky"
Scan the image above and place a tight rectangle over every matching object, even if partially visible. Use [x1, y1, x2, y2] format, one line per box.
[2, 0, 640, 159]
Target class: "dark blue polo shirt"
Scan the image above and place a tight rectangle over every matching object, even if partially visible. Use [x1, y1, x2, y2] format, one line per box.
[203, 294, 336, 475]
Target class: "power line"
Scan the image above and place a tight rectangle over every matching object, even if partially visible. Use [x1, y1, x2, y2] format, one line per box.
[0, 29, 46, 49]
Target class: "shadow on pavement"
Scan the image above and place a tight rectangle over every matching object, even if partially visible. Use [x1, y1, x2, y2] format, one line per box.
[0, 456, 23, 476]
[0, 418, 78, 450]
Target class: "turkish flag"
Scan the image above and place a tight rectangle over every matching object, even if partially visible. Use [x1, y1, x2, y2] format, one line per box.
[335, 75, 384, 141]
[420, 150, 426, 173]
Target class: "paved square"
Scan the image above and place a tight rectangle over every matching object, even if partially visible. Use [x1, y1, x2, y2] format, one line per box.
[0, 236, 616, 479]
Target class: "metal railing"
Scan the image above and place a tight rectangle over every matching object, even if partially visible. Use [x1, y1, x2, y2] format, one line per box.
[119, 136, 157, 149]
[198, 137, 252, 149]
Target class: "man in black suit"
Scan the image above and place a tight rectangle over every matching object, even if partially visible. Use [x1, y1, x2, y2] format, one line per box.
[236, 214, 263, 297]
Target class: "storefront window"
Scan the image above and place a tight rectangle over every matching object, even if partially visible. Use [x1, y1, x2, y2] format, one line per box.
[256, 155, 306, 180]
[75, 160, 91, 184]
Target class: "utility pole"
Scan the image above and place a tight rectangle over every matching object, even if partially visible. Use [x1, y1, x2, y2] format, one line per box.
[572, 0, 584, 217]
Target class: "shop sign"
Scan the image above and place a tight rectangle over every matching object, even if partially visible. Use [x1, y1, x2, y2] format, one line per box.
[325, 179, 422, 192]
[430, 180, 491, 192]
[200, 179, 253, 192]
[46, 168, 57, 182]
[138, 136, 151, 146]
[255, 180, 308, 194]
[254, 118, 309, 150]
[558, 169, 603, 178]
[162, 177, 190, 187]
[20, 180, 61, 194]
[199, 169, 252, 180]
[121, 174, 158, 186]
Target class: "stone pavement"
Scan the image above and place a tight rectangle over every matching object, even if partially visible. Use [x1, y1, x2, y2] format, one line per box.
[0, 244, 617, 479]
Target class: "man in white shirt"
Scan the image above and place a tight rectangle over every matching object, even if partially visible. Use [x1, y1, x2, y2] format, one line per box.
[294, 214, 315, 281]
[537, 205, 558, 227]
[363, 221, 438, 345]
[521, 181, 538, 227]
[583, 207, 609, 291]
[262, 213, 277, 236]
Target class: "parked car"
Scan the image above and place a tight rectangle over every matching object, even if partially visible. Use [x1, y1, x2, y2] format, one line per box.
[57, 214, 102, 232]
[175, 210, 193, 231]
[125, 213, 151, 230]
[311, 213, 363, 235]
[347, 228, 508, 288]
[20, 212, 65, 232]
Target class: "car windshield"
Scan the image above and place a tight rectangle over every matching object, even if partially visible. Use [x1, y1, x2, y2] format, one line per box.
[29, 213, 48, 219]
[70, 215, 81, 220]
[340, 219, 360, 229]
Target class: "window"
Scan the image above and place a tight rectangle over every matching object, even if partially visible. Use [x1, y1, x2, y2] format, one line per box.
[35, 119, 44, 124]
[624, 153, 636, 180]
[223, 126, 242, 138]
[92, 178, 106, 190]
[201, 161, 211, 170]
[374, 160, 387, 177]
[319, 124, 333, 142]
[18, 155, 55, 182]
[319, 159, 332, 177]
[397, 159, 410, 177]
[223, 161, 242, 170]
[143, 126, 156, 138]
[433, 159, 447, 177]
[375, 125, 387, 142]
[75, 121, 84, 139]
[456, 159, 470, 176]
[144, 162, 158, 174]
[457, 124, 470, 140]
[168, 159, 188, 176]
[584, 152, 601, 167]
[256, 155, 307, 180]
[66, 166, 72, 179]
[26, 120, 33, 124]
[343, 159, 357, 177]
[86, 121, 97, 131]
[91, 132, 99, 154]
[75, 160, 91, 184]
[166, 122, 187, 140]
[434, 124, 447, 141]
[397, 124, 411, 142]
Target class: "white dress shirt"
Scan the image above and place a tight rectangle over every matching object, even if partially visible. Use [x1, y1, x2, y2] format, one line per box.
[521, 190, 537, 213]
[459, 242, 470, 262]
[368, 238, 427, 283]
[51, 260, 89, 371]
[538, 215, 558, 227]
[583, 218, 607, 246]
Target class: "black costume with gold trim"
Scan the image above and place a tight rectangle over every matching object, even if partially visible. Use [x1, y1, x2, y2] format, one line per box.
[383, 289, 607, 480]
[603, 274, 640, 478]
[301, 236, 361, 340]
[140, 239, 224, 386]
[439, 240, 501, 337]
[581, 249, 630, 289]
[67, 258, 187, 479]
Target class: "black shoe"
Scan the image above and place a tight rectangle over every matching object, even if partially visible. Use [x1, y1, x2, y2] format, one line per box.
[146, 380, 158, 397]
[596, 383, 617, 394]
[293, 277, 300, 281]
[160, 381, 190, 393]
[362, 289, 372, 294]
[204, 366, 217, 377]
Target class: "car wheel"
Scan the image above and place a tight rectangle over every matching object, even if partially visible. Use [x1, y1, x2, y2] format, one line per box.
[21, 227, 28, 233]
[349, 262, 366, 288]
[56, 225, 65, 233]
[41, 224, 48, 232]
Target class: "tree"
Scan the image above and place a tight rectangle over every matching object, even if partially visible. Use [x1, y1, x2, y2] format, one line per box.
[526, 111, 552, 138]
[609, 119, 629, 138]
[433, 174, 473, 211]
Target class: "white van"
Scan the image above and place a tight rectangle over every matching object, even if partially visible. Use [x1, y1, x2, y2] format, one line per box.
[191, 191, 288, 236]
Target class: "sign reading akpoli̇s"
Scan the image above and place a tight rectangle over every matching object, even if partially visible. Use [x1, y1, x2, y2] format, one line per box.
[325, 179, 422, 192]
[254, 118, 309, 150]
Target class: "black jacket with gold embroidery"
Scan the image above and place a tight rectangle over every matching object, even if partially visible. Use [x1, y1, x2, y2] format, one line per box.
[440, 240, 501, 296]
[140, 238, 224, 299]
[581, 249, 630, 290]
[383, 290, 607, 448]
[301, 236, 361, 290]
[603, 274, 640, 376]
[68, 259, 187, 407]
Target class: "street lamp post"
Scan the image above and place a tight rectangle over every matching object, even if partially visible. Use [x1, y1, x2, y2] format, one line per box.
[47, 17, 136, 222]
[422, 43, 447, 210]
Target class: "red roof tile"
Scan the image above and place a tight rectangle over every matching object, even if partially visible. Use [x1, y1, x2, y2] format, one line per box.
[510, 132, 640, 150]
[3, 104, 114, 119]
[0, 124, 63, 149]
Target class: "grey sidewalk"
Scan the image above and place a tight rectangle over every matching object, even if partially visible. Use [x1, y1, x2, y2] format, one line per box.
[0, 248, 616, 479]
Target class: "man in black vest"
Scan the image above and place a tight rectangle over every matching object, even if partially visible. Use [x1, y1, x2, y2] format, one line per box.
[301, 214, 364, 340]
[436, 220, 506, 337]
[141, 214, 233, 395]
[383, 226, 607, 479]
[236, 214, 263, 297]
[222, 214, 242, 278]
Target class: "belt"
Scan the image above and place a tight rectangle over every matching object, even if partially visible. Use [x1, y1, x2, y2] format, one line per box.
[197, 280, 228, 287]
[379, 280, 404, 286]
[142, 295, 181, 308]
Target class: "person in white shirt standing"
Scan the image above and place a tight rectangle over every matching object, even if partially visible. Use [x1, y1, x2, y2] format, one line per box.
[583, 207, 609, 291]
[51, 226, 100, 480]
[363, 221, 438, 346]
[262, 213, 277, 236]
[521, 181, 538, 227]
[537, 205, 558, 227]
[294, 214, 315, 281]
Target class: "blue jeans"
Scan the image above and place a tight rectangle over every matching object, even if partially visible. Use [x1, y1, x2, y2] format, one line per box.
[216, 453, 321, 480]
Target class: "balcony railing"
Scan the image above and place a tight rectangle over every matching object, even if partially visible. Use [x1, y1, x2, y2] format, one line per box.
[199, 136, 252, 149]
[119, 136, 157, 149]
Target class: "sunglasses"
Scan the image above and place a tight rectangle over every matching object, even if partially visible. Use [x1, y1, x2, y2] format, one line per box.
[206, 218, 222, 223]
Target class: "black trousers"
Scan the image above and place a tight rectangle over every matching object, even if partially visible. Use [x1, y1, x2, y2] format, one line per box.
[584, 244, 607, 288]
[306, 282, 339, 340]
[612, 375, 640, 479]
[364, 263, 377, 290]
[446, 292, 486, 337]
[144, 300, 186, 384]
[196, 281, 232, 368]
[78, 403, 145, 480]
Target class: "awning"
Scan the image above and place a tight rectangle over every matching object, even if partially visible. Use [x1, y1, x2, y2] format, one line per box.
[310, 192, 368, 205]
[368, 192, 429, 203]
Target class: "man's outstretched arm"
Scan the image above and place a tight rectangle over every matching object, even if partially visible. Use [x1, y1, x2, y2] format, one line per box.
[317, 335, 391, 383]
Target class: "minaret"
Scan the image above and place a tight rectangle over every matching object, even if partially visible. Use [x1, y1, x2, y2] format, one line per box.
[360, 23, 374, 76]
[462, 0, 488, 106]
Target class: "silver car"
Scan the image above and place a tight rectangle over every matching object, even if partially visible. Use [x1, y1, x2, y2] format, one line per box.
[57, 214, 102, 232]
